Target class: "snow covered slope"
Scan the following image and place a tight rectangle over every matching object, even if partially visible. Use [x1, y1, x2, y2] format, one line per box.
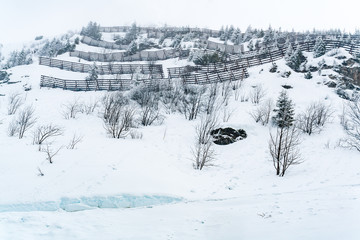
[0, 40, 359, 240]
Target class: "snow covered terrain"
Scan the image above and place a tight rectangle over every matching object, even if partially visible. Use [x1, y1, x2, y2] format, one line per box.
[0, 28, 360, 240]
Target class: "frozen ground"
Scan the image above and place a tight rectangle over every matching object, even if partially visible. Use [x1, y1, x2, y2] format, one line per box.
[0, 43, 360, 239]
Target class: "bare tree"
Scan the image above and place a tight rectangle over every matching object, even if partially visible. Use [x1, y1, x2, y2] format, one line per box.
[232, 80, 243, 101]
[67, 133, 83, 149]
[222, 106, 236, 122]
[192, 113, 218, 170]
[297, 102, 333, 135]
[221, 80, 232, 106]
[7, 92, 23, 115]
[33, 124, 63, 150]
[42, 144, 63, 164]
[62, 98, 82, 119]
[7, 120, 19, 137]
[250, 84, 266, 105]
[204, 83, 220, 115]
[103, 104, 135, 139]
[250, 99, 274, 125]
[80, 98, 100, 115]
[269, 125, 302, 177]
[16, 106, 37, 139]
[178, 85, 206, 120]
[341, 98, 360, 151]
[160, 81, 182, 114]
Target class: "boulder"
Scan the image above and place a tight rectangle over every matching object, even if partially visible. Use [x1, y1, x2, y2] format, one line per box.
[210, 127, 247, 145]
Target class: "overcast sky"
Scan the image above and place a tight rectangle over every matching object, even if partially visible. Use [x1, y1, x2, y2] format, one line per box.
[0, 0, 359, 44]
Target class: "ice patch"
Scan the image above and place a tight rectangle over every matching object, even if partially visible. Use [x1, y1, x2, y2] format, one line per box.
[0, 194, 183, 213]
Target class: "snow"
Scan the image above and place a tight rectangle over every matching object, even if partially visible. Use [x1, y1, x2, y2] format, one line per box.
[0, 36, 360, 239]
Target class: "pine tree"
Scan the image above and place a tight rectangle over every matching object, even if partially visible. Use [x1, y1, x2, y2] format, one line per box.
[273, 91, 295, 128]
[127, 41, 138, 55]
[288, 45, 306, 71]
[313, 37, 326, 58]
[263, 26, 274, 46]
[86, 63, 98, 81]
[304, 34, 312, 43]
[247, 39, 254, 51]
[304, 71, 313, 79]
[80, 21, 102, 40]
[284, 43, 293, 62]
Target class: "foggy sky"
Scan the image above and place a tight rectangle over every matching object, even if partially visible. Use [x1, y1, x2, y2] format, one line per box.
[0, 0, 359, 44]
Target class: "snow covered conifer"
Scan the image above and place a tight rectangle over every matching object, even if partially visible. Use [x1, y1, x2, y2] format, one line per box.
[127, 41, 138, 55]
[288, 45, 306, 71]
[86, 63, 98, 81]
[272, 90, 295, 128]
[284, 43, 293, 62]
[313, 37, 326, 58]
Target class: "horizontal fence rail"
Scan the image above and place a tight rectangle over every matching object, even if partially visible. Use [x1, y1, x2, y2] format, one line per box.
[70, 48, 189, 62]
[39, 57, 164, 76]
[40, 75, 168, 91]
[81, 36, 128, 50]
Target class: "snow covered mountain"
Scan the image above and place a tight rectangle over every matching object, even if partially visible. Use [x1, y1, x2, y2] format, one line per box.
[0, 24, 359, 240]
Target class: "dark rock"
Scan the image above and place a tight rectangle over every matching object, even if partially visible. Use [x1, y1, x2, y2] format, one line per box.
[0, 71, 10, 83]
[282, 85, 293, 89]
[269, 63, 277, 73]
[309, 66, 319, 72]
[336, 56, 347, 60]
[325, 81, 337, 88]
[210, 127, 247, 145]
[336, 89, 351, 100]
[281, 71, 291, 78]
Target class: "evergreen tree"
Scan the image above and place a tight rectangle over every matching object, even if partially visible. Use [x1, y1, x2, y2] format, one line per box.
[304, 71, 313, 79]
[313, 37, 326, 58]
[230, 28, 242, 45]
[80, 21, 102, 40]
[262, 26, 274, 46]
[86, 63, 98, 81]
[247, 39, 254, 51]
[304, 34, 312, 43]
[288, 45, 306, 71]
[284, 43, 293, 62]
[127, 41, 138, 55]
[243, 25, 252, 42]
[273, 91, 295, 128]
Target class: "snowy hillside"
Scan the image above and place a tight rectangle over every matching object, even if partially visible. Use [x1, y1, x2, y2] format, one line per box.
[0, 24, 360, 240]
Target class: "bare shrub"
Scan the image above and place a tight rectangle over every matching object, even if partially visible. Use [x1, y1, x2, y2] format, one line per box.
[62, 98, 82, 119]
[178, 85, 206, 120]
[250, 99, 274, 125]
[297, 102, 333, 135]
[192, 114, 218, 170]
[15, 106, 37, 139]
[67, 133, 83, 149]
[222, 106, 236, 122]
[160, 81, 182, 114]
[8, 120, 19, 136]
[131, 86, 164, 126]
[33, 124, 63, 150]
[232, 80, 243, 101]
[341, 98, 360, 151]
[130, 130, 143, 139]
[221, 81, 232, 106]
[37, 167, 44, 176]
[250, 85, 266, 105]
[42, 144, 63, 164]
[269, 125, 302, 177]
[204, 83, 220, 115]
[80, 98, 99, 115]
[101, 93, 135, 138]
[7, 93, 23, 115]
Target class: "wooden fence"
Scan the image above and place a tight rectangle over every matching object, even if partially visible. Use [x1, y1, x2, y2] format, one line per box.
[40, 75, 170, 91]
[98, 26, 221, 37]
[70, 48, 189, 62]
[81, 36, 128, 50]
[39, 57, 164, 76]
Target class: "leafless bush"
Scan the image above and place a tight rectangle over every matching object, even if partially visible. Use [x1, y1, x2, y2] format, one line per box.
[341, 98, 360, 151]
[232, 80, 243, 101]
[10, 106, 37, 139]
[130, 130, 143, 139]
[8, 120, 18, 136]
[178, 85, 206, 120]
[204, 83, 220, 115]
[42, 144, 63, 164]
[250, 99, 274, 125]
[103, 96, 135, 138]
[297, 102, 333, 135]
[269, 125, 302, 177]
[80, 99, 99, 115]
[250, 85, 266, 105]
[222, 106, 236, 122]
[160, 81, 182, 114]
[240, 91, 248, 102]
[7, 93, 23, 115]
[67, 133, 83, 149]
[33, 124, 63, 150]
[221, 81, 232, 106]
[102, 92, 129, 122]
[62, 98, 82, 119]
[192, 113, 218, 170]
[37, 167, 44, 176]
